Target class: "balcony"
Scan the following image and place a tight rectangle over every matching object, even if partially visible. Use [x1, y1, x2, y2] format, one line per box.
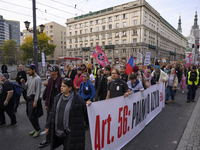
[105, 45, 115, 49]
[82, 47, 90, 51]
[170, 51, 176, 55]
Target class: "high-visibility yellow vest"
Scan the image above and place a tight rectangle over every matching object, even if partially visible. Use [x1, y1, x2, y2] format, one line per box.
[188, 71, 199, 85]
[94, 68, 98, 78]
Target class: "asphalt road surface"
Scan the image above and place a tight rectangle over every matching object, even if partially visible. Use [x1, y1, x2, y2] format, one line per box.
[0, 89, 199, 150]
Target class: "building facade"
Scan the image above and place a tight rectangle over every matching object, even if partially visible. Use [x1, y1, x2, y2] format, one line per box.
[22, 22, 66, 63]
[0, 15, 20, 62]
[66, 0, 187, 65]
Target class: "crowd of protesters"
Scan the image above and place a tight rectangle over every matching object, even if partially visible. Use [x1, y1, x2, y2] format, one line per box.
[0, 60, 200, 149]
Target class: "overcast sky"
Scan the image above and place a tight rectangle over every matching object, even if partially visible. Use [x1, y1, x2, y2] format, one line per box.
[0, 0, 199, 36]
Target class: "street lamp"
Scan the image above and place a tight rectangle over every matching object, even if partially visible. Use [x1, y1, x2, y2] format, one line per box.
[24, 21, 45, 33]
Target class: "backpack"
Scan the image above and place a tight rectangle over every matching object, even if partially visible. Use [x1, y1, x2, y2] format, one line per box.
[82, 81, 92, 95]
[12, 82, 22, 97]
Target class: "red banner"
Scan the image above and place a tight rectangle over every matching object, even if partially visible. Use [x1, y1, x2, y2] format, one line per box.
[92, 45, 109, 67]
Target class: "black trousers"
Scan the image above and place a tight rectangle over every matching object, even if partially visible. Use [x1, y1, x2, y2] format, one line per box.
[0, 105, 17, 125]
[52, 134, 69, 150]
[46, 105, 52, 141]
[27, 100, 41, 131]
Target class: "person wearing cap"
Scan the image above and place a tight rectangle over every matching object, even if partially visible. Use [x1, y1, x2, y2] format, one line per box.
[120, 66, 128, 82]
[186, 65, 200, 103]
[20, 64, 42, 138]
[93, 64, 99, 78]
[39, 65, 63, 147]
[73, 67, 84, 93]
[0, 73, 17, 128]
[128, 66, 149, 89]
[151, 64, 168, 85]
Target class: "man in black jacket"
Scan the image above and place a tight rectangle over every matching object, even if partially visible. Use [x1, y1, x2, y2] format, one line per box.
[15, 64, 27, 112]
[98, 66, 111, 100]
[1, 63, 8, 73]
[174, 64, 182, 89]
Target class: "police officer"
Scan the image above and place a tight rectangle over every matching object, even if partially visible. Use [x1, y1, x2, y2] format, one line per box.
[93, 64, 99, 78]
[186, 66, 200, 103]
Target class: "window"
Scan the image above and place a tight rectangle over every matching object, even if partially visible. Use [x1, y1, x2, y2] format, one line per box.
[61, 31, 63, 35]
[91, 43, 93, 47]
[70, 45, 72, 49]
[102, 41, 105, 46]
[91, 36, 93, 40]
[50, 30, 53, 34]
[102, 34, 105, 39]
[80, 23, 82, 28]
[133, 48, 136, 52]
[61, 46, 63, 49]
[96, 27, 99, 31]
[123, 22, 126, 27]
[75, 38, 78, 42]
[85, 37, 88, 41]
[80, 37, 82, 41]
[90, 28, 93, 32]
[133, 38, 137, 43]
[115, 32, 119, 37]
[46, 31, 48, 34]
[96, 35, 99, 40]
[96, 20, 99, 24]
[115, 40, 119, 45]
[96, 42, 99, 45]
[61, 50, 63, 54]
[85, 22, 88, 27]
[123, 39, 126, 44]
[90, 21, 93, 25]
[69, 39, 72, 43]
[75, 31, 77, 35]
[50, 35, 53, 38]
[69, 32, 72, 36]
[116, 15, 119, 20]
[133, 30, 137, 35]
[75, 24, 77, 28]
[109, 24, 112, 29]
[85, 29, 87, 33]
[133, 20, 137, 25]
[75, 52, 77, 55]
[123, 31, 126, 36]
[45, 26, 48, 30]
[80, 44, 82, 48]
[75, 44, 78, 48]
[61, 41, 63, 44]
[123, 49, 126, 53]
[61, 36, 63, 39]
[109, 17, 112, 22]
[115, 50, 118, 53]
[109, 41, 112, 45]
[144, 30, 146, 35]
[64, 42, 66, 45]
[123, 14, 127, 19]
[50, 40, 53, 43]
[116, 23, 119, 28]
[102, 26, 105, 30]
[64, 46, 66, 49]
[109, 50, 111, 53]
[50, 25, 53, 29]
[64, 32, 66, 35]
[80, 30, 82, 34]
[133, 11, 137, 16]
[109, 33, 112, 38]
[102, 18, 105, 23]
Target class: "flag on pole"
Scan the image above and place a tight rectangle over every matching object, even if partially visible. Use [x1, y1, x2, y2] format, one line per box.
[125, 55, 134, 75]
[186, 53, 193, 67]
[92, 45, 109, 67]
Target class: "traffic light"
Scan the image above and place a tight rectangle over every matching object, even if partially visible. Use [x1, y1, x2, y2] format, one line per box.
[197, 44, 199, 49]
[192, 44, 194, 48]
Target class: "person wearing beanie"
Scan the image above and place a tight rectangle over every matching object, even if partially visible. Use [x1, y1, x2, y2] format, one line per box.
[128, 66, 149, 89]
[186, 65, 200, 103]
[151, 64, 168, 85]
[0, 73, 18, 128]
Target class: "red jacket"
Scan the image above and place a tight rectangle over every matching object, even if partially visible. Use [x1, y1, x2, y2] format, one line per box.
[73, 74, 83, 88]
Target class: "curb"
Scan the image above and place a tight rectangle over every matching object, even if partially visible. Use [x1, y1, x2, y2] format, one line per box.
[176, 96, 200, 150]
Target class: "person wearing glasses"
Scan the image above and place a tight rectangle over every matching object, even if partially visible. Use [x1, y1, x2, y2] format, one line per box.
[78, 72, 96, 103]
[45, 78, 89, 150]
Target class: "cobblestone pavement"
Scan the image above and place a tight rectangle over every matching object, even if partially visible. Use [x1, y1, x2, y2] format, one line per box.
[177, 95, 200, 150]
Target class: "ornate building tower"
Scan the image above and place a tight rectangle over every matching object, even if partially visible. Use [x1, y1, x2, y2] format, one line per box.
[177, 16, 182, 33]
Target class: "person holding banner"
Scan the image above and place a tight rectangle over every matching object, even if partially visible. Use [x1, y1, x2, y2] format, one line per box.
[106, 69, 131, 99]
[127, 73, 144, 93]
[45, 78, 89, 150]
[165, 68, 178, 104]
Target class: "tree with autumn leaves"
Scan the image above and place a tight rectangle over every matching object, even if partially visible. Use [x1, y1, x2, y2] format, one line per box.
[20, 33, 56, 63]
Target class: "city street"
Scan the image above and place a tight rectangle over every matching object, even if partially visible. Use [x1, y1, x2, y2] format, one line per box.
[0, 88, 199, 150]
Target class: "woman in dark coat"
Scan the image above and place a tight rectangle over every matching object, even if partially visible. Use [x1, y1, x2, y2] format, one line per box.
[65, 65, 77, 82]
[45, 78, 90, 150]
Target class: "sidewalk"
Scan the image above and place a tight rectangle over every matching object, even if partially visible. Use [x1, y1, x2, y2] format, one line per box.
[177, 95, 200, 150]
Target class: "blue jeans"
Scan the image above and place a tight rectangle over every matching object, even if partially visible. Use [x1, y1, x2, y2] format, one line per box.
[60, 69, 64, 75]
[187, 85, 197, 100]
[165, 86, 175, 101]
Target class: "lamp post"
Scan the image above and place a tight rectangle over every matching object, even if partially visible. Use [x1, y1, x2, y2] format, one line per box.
[24, 0, 45, 75]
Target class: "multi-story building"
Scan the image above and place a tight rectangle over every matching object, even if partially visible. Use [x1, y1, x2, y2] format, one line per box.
[66, 0, 187, 64]
[22, 21, 66, 63]
[0, 15, 20, 62]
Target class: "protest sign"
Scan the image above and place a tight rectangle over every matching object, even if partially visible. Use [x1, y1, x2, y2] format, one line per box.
[144, 52, 151, 66]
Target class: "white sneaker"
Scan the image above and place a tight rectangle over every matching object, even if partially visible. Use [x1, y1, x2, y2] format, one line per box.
[182, 91, 184, 94]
